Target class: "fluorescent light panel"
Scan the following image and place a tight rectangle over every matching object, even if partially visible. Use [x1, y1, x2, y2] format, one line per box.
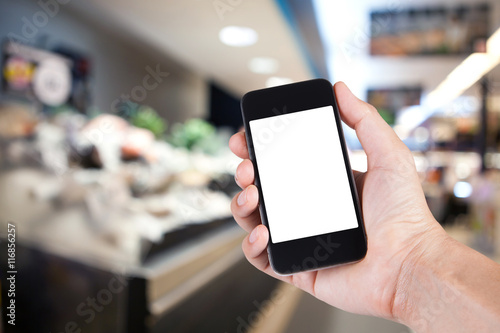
[219, 26, 258, 47]
[266, 76, 293, 87]
[248, 57, 279, 74]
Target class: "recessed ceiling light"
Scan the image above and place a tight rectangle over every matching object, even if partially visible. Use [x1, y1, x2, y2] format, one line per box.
[266, 76, 293, 87]
[219, 26, 258, 47]
[248, 57, 279, 74]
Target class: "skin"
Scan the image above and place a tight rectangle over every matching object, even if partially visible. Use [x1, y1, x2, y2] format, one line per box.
[229, 82, 500, 331]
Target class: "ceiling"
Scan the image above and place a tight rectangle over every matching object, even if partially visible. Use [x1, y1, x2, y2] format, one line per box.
[68, 0, 500, 105]
[70, 0, 313, 97]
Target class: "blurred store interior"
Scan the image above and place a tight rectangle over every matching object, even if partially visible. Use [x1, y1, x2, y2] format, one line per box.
[0, 0, 500, 332]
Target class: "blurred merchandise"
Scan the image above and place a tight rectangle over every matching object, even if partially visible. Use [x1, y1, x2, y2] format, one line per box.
[2, 41, 73, 107]
[469, 171, 500, 256]
[421, 151, 481, 224]
[427, 116, 479, 151]
[78, 114, 129, 170]
[0, 102, 38, 138]
[367, 87, 422, 125]
[370, 4, 489, 56]
[0, 105, 240, 266]
[169, 118, 225, 154]
[121, 127, 155, 160]
[130, 105, 167, 139]
[2, 41, 92, 114]
[52, 46, 92, 113]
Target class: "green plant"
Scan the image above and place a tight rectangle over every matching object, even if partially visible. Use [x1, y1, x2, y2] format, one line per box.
[130, 106, 167, 138]
[169, 118, 216, 150]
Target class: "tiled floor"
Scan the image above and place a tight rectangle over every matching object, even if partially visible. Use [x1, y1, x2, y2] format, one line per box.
[284, 291, 410, 333]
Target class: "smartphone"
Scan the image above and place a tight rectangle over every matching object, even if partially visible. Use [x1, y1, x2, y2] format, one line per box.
[240, 79, 367, 275]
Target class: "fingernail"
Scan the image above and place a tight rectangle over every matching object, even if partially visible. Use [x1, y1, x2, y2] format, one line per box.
[234, 173, 240, 187]
[237, 189, 247, 206]
[249, 227, 259, 244]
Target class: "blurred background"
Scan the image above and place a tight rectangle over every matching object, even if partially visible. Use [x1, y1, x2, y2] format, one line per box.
[0, 0, 499, 332]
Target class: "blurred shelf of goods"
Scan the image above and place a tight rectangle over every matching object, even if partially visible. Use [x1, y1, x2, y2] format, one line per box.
[0, 40, 268, 332]
[412, 72, 500, 259]
[351, 46, 500, 261]
[0, 41, 243, 267]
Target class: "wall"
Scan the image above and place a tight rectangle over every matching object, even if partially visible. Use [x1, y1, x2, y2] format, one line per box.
[0, 0, 208, 126]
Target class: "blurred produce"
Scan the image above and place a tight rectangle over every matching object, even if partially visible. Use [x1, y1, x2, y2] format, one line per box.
[130, 105, 167, 139]
[169, 118, 216, 151]
[121, 127, 155, 160]
[78, 114, 129, 170]
[0, 102, 240, 264]
[0, 103, 38, 138]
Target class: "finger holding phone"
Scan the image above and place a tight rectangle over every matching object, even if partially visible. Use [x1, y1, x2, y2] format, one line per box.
[230, 81, 500, 331]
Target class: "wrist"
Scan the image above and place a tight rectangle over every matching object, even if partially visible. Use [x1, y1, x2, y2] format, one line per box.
[392, 223, 500, 332]
[390, 222, 455, 329]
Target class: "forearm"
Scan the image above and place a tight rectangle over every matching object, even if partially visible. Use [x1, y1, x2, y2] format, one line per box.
[393, 231, 500, 332]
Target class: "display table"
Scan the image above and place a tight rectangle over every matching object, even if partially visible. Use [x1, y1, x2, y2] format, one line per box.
[0, 167, 279, 332]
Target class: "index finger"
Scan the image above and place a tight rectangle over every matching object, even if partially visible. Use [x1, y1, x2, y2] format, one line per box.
[229, 131, 249, 159]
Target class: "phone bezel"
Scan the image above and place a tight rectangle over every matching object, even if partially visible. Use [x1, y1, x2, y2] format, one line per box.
[240, 79, 367, 275]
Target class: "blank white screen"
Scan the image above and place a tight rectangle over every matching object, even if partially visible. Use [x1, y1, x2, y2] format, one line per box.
[250, 106, 358, 244]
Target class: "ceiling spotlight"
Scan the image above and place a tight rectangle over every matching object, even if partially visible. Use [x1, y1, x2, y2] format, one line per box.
[219, 26, 258, 47]
[266, 76, 293, 88]
[248, 57, 279, 74]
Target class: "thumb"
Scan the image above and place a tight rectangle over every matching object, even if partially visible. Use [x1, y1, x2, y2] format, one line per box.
[333, 81, 410, 169]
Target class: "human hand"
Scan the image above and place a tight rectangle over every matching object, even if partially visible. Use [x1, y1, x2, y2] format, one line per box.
[229, 82, 448, 321]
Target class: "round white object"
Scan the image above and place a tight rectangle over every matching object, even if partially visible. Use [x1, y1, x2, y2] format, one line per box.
[33, 58, 72, 106]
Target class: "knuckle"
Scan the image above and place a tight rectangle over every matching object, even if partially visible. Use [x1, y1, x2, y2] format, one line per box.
[366, 103, 378, 114]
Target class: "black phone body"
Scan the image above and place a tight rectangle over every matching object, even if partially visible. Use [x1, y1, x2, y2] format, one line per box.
[240, 79, 367, 275]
